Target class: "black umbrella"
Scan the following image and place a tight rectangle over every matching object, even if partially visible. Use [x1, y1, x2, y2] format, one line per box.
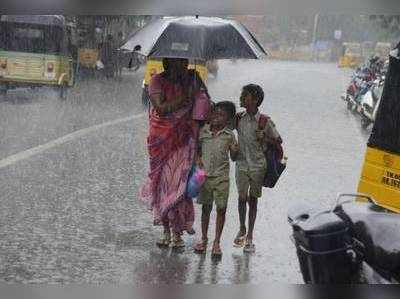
[121, 16, 267, 60]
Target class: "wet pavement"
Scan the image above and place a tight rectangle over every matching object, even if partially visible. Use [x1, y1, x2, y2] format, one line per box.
[0, 61, 370, 283]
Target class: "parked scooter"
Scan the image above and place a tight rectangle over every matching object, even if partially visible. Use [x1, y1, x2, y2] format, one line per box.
[342, 57, 385, 113]
[342, 72, 374, 112]
[359, 77, 385, 129]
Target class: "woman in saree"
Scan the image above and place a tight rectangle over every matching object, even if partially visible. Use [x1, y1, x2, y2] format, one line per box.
[141, 58, 210, 248]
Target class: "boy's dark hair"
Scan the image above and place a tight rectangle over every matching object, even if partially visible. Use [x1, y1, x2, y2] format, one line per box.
[243, 84, 264, 106]
[214, 101, 236, 121]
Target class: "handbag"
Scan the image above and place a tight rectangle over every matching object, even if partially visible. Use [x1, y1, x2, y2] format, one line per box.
[186, 166, 207, 199]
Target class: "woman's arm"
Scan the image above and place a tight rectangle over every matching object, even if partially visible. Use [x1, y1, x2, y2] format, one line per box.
[150, 92, 191, 116]
[195, 137, 204, 168]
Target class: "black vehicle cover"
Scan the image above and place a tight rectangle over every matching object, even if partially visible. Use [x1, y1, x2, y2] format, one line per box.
[337, 201, 400, 278]
[368, 43, 400, 155]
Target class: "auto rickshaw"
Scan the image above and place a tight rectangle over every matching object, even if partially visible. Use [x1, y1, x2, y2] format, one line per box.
[0, 15, 75, 99]
[141, 58, 208, 107]
[339, 42, 363, 68]
[289, 44, 400, 284]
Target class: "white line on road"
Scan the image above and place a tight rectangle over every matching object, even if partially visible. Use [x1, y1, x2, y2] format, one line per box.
[0, 113, 146, 169]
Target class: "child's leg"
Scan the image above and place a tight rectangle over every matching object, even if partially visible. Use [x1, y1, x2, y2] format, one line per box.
[214, 207, 227, 244]
[238, 197, 247, 234]
[212, 207, 227, 256]
[212, 179, 229, 256]
[201, 204, 212, 241]
[245, 170, 263, 244]
[235, 169, 250, 240]
[247, 197, 258, 241]
[194, 204, 212, 252]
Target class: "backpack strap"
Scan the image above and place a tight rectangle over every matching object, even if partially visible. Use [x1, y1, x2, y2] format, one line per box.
[258, 113, 270, 130]
[235, 111, 246, 129]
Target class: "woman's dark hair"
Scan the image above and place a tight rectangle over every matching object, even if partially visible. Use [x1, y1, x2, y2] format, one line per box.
[242, 84, 264, 106]
[162, 58, 189, 72]
[214, 101, 236, 121]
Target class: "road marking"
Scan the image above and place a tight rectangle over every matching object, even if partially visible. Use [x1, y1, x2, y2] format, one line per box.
[0, 113, 146, 169]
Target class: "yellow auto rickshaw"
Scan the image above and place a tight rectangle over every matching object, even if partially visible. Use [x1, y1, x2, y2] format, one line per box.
[141, 58, 208, 107]
[339, 42, 363, 68]
[0, 15, 75, 99]
[357, 51, 400, 211]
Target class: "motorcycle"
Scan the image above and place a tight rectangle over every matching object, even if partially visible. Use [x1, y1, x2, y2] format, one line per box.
[342, 64, 377, 112]
[288, 194, 400, 284]
[343, 74, 373, 112]
[359, 77, 385, 129]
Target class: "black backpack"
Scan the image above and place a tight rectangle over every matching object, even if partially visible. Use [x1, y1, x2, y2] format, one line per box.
[236, 112, 287, 188]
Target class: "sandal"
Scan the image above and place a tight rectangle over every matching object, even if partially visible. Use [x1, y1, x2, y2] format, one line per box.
[211, 241, 223, 259]
[171, 234, 185, 249]
[243, 239, 255, 253]
[194, 238, 208, 254]
[156, 231, 171, 247]
[233, 230, 246, 248]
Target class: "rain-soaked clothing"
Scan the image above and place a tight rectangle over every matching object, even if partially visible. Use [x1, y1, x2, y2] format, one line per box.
[197, 124, 237, 209]
[235, 111, 280, 198]
[140, 73, 209, 234]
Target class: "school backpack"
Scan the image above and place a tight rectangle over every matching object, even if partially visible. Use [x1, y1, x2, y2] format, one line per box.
[236, 112, 287, 188]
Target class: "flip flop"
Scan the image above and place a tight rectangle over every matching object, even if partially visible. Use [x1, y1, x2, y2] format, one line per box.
[171, 235, 185, 249]
[156, 232, 171, 248]
[243, 240, 255, 253]
[233, 231, 246, 248]
[211, 242, 223, 259]
[194, 239, 208, 254]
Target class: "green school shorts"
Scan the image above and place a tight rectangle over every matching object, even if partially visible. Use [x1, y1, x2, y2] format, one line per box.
[235, 168, 265, 199]
[197, 177, 230, 209]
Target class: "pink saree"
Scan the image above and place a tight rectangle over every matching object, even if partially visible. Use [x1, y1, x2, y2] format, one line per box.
[140, 73, 207, 234]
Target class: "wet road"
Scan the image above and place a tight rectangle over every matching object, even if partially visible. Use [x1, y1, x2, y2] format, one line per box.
[0, 61, 369, 283]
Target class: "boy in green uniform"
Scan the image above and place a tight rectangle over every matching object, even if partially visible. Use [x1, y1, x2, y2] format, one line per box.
[194, 101, 239, 257]
[234, 84, 281, 253]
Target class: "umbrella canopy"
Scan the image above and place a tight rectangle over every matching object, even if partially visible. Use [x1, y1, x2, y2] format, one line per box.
[121, 16, 267, 60]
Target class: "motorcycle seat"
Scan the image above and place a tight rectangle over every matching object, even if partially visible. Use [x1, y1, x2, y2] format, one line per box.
[336, 202, 400, 277]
